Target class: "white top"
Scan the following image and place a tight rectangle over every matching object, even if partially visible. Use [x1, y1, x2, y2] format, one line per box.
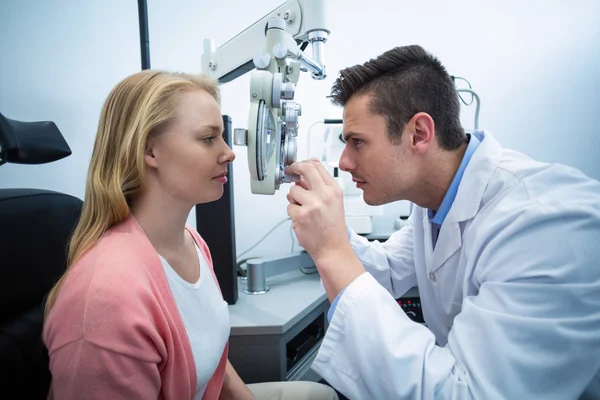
[159, 243, 230, 400]
[312, 130, 600, 400]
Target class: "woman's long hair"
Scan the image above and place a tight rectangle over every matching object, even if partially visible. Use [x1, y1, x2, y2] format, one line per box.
[45, 70, 220, 315]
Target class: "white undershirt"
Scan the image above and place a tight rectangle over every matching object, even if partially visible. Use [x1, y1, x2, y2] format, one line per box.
[159, 242, 230, 399]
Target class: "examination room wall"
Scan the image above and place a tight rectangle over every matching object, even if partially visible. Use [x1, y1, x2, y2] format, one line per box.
[144, 0, 600, 259]
[1, 0, 599, 261]
[0, 0, 141, 198]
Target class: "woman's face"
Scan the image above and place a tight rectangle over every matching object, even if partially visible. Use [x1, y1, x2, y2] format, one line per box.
[144, 89, 235, 205]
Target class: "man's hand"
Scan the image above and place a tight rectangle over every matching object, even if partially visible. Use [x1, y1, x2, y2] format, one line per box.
[285, 159, 349, 262]
[286, 160, 366, 301]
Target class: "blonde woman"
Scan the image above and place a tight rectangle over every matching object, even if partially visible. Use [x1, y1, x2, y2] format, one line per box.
[43, 70, 338, 400]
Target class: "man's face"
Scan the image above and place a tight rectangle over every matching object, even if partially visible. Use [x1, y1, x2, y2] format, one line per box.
[338, 93, 416, 206]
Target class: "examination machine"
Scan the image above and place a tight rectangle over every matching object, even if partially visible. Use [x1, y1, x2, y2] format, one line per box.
[195, 0, 335, 384]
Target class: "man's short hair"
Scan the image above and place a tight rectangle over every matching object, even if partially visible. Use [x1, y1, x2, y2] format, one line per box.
[330, 45, 466, 150]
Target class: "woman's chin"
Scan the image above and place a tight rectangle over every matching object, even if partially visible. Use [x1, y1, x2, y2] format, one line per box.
[196, 188, 224, 204]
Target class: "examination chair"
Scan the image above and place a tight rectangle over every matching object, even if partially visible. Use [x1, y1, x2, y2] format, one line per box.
[0, 112, 83, 398]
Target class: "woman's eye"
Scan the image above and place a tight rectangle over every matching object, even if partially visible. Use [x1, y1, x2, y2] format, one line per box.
[203, 136, 215, 143]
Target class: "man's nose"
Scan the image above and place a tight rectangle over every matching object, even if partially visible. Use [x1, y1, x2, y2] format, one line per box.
[338, 146, 354, 172]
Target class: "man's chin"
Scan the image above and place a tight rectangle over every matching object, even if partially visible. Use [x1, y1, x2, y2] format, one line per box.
[362, 193, 385, 206]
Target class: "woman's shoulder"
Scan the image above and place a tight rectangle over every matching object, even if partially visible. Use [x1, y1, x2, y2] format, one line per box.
[74, 228, 156, 281]
[54, 227, 163, 319]
[45, 233, 166, 351]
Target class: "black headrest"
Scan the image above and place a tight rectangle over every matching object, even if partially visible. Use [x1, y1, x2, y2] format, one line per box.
[0, 112, 71, 165]
[0, 189, 83, 322]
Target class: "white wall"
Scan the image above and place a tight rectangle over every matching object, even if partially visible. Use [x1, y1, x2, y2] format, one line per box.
[0, 0, 140, 198]
[2, 0, 599, 261]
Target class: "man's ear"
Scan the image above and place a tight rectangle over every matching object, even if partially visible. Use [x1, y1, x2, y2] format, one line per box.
[144, 137, 159, 169]
[408, 112, 435, 155]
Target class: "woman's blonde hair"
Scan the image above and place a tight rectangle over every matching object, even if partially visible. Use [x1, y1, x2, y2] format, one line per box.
[45, 70, 220, 315]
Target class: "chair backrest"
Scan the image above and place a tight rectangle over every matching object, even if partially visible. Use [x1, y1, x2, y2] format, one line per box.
[0, 192, 82, 398]
[0, 111, 81, 397]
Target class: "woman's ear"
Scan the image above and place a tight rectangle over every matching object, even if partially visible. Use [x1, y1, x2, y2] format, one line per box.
[144, 137, 159, 169]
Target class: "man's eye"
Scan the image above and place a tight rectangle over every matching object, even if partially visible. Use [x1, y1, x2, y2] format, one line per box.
[353, 138, 364, 146]
[203, 136, 215, 143]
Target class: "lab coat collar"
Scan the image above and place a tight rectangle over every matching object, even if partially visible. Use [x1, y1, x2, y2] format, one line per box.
[424, 131, 503, 274]
[450, 130, 503, 223]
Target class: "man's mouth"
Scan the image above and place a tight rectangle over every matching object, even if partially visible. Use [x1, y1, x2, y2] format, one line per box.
[352, 177, 366, 188]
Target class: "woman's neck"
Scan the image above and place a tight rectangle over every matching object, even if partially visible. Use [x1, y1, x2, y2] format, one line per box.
[130, 189, 192, 254]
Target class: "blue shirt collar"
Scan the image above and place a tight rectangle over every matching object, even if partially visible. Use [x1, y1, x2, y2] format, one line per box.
[428, 132, 481, 226]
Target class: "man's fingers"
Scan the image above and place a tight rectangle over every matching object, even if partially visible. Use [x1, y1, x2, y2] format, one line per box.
[295, 176, 309, 190]
[288, 184, 311, 206]
[285, 161, 325, 190]
[286, 192, 299, 205]
[306, 159, 337, 187]
[287, 203, 301, 219]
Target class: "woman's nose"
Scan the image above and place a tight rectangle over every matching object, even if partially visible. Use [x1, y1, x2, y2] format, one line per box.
[220, 143, 236, 164]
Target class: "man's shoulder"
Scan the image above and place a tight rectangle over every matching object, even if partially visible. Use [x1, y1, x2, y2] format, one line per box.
[472, 150, 600, 258]
[483, 148, 600, 213]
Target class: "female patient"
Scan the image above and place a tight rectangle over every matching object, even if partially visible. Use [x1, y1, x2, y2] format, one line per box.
[43, 70, 337, 400]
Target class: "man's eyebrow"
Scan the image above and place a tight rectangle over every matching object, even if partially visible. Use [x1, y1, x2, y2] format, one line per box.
[342, 131, 362, 142]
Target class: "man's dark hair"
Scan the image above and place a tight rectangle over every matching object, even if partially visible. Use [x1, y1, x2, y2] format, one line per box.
[330, 45, 466, 150]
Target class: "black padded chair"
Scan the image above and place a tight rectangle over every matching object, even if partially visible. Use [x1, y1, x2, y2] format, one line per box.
[0, 112, 82, 399]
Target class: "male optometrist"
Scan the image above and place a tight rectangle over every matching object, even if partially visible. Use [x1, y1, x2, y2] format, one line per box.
[285, 45, 600, 400]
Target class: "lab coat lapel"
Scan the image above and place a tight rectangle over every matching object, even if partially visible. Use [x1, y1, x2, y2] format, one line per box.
[431, 216, 462, 274]
[429, 131, 504, 273]
[422, 213, 434, 267]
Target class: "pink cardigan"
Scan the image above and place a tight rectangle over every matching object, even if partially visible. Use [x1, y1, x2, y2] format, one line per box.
[43, 215, 228, 400]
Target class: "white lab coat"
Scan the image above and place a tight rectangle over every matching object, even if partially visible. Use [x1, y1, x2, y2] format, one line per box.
[311, 131, 600, 400]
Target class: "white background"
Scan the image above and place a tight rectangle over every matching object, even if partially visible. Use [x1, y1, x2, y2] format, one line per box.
[1, 0, 599, 260]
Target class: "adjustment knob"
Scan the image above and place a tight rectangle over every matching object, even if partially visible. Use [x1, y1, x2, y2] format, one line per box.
[253, 50, 271, 69]
[272, 43, 288, 60]
[280, 82, 295, 100]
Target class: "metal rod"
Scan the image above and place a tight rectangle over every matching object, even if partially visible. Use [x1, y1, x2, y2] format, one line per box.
[245, 251, 315, 294]
[137, 0, 151, 70]
[298, 50, 325, 79]
[456, 88, 481, 130]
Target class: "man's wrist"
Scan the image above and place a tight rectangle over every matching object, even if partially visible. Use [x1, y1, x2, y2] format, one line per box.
[313, 240, 354, 267]
[313, 243, 365, 302]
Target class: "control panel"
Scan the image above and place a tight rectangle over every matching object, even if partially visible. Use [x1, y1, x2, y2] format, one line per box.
[396, 297, 424, 324]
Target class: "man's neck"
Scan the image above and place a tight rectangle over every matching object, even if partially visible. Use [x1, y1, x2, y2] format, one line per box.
[413, 142, 468, 211]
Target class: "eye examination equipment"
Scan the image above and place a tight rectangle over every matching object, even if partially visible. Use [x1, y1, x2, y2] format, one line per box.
[197, 1, 335, 384]
[200, 0, 331, 302]
[202, 0, 329, 195]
